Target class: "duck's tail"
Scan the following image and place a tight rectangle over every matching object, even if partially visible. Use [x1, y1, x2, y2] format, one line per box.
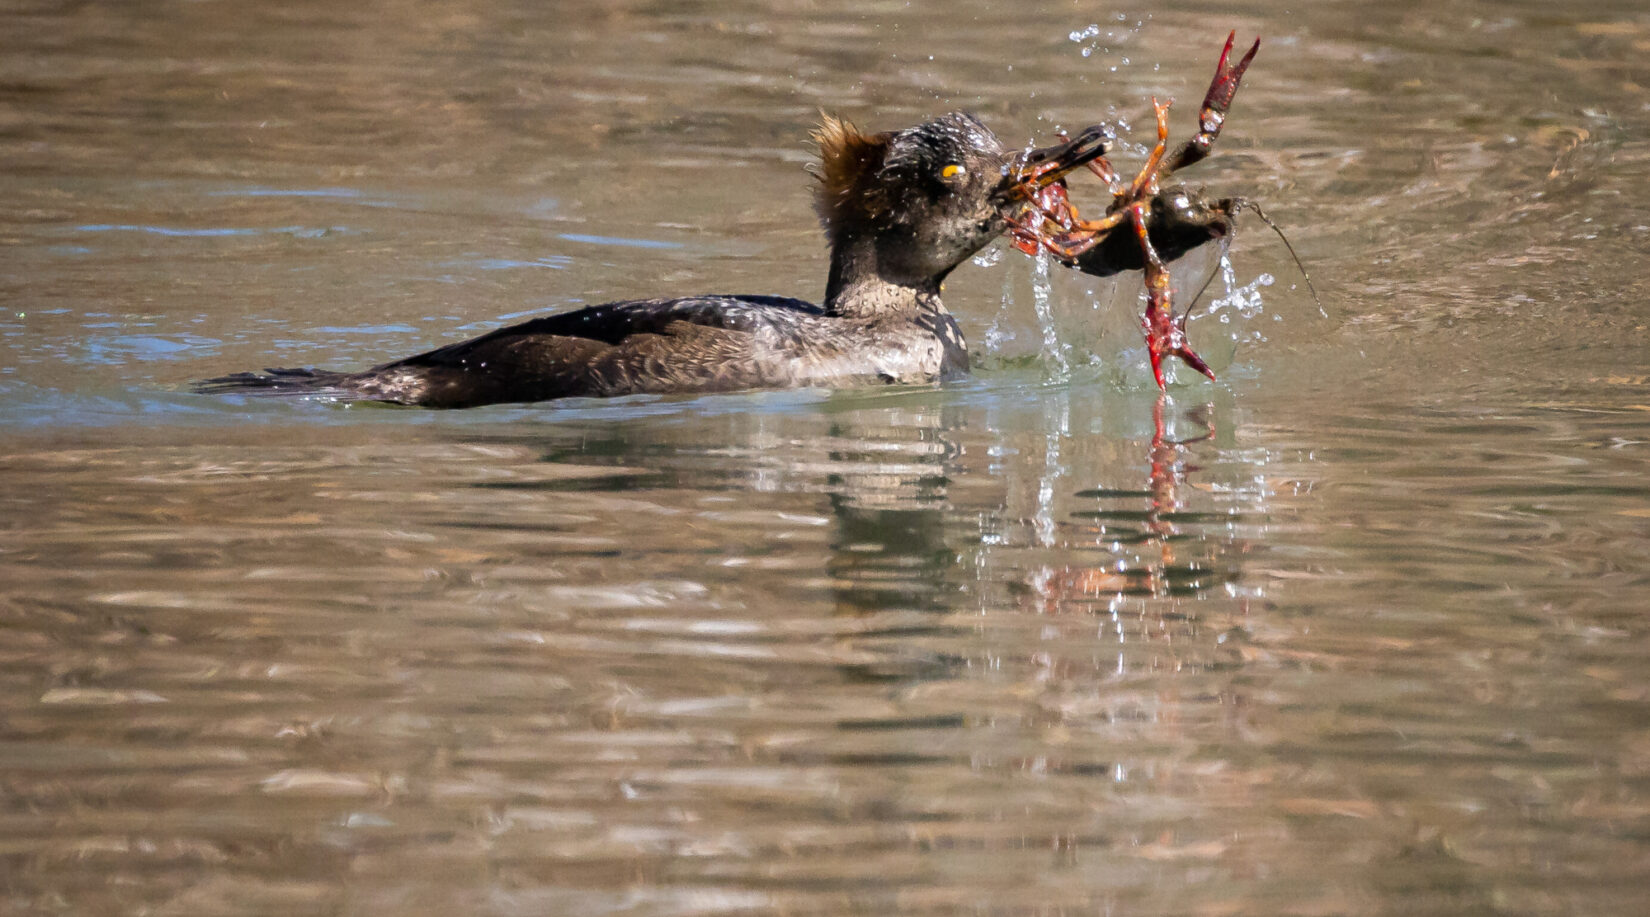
[193, 367, 359, 399]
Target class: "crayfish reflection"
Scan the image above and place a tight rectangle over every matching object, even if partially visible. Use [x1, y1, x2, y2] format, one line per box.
[1021, 395, 1256, 646]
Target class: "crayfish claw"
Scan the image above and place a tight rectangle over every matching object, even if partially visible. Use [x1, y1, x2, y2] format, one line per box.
[1173, 338, 1217, 383]
[1143, 310, 1218, 388]
[1205, 31, 1260, 116]
[1132, 202, 1216, 390]
[1164, 31, 1260, 178]
[1144, 312, 1217, 389]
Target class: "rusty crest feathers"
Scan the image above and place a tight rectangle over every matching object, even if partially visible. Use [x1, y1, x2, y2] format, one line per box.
[811, 113, 889, 237]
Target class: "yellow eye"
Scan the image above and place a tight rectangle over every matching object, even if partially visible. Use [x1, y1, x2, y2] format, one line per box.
[941, 164, 965, 179]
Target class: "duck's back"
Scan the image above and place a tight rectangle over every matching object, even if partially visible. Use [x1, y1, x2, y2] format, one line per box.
[367, 295, 830, 407]
[199, 295, 966, 408]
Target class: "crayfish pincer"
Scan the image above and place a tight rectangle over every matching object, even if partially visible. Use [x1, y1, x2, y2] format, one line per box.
[1008, 32, 1304, 389]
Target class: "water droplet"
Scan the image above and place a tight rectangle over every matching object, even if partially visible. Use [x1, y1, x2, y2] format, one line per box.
[1030, 254, 1069, 381]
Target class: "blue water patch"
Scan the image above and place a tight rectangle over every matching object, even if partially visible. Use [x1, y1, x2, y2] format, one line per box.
[75, 224, 351, 239]
[557, 233, 682, 250]
[80, 333, 221, 365]
[488, 304, 575, 322]
[469, 256, 574, 270]
[208, 187, 364, 199]
[0, 384, 286, 429]
[79, 224, 257, 238]
[201, 185, 431, 212]
[313, 324, 420, 335]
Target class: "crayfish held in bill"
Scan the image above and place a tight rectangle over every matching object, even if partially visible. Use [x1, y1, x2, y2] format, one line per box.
[1007, 32, 1271, 389]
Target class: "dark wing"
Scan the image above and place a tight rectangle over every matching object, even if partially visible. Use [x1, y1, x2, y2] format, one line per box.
[359, 296, 823, 407]
[384, 295, 818, 361]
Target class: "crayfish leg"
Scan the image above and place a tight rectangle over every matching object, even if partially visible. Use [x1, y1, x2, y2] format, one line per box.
[1087, 156, 1122, 192]
[1130, 202, 1215, 389]
[1124, 98, 1174, 203]
[1008, 211, 1107, 260]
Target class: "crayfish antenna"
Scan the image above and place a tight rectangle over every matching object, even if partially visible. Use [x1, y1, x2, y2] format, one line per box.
[1235, 199, 1323, 318]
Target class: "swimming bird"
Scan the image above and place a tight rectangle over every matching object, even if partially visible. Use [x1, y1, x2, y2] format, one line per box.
[198, 113, 1103, 408]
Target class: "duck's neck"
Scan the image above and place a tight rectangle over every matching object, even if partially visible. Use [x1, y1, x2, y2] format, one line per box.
[822, 232, 946, 319]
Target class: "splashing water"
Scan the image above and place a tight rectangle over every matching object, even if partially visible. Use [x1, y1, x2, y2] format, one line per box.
[1068, 24, 1102, 56]
[1033, 390, 1069, 547]
[982, 246, 1019, 355]
[1030, 253, 1070, 381]
[1201, 253, 1275, 344]
[1066, 14, 1150, 69]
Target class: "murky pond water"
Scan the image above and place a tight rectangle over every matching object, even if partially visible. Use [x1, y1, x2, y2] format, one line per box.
[4, 1, 1650, 914]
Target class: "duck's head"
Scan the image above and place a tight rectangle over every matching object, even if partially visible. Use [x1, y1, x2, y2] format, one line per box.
[813, 111, 1108, 291]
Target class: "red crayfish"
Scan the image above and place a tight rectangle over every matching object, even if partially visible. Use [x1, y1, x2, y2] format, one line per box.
[1007, 32, 1290, 389]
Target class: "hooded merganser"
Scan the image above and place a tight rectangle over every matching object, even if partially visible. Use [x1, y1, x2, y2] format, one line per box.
[198, 113, 1105, 409]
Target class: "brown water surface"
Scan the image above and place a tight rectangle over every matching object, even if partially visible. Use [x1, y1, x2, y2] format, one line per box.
[3, 1, 1649, 914]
